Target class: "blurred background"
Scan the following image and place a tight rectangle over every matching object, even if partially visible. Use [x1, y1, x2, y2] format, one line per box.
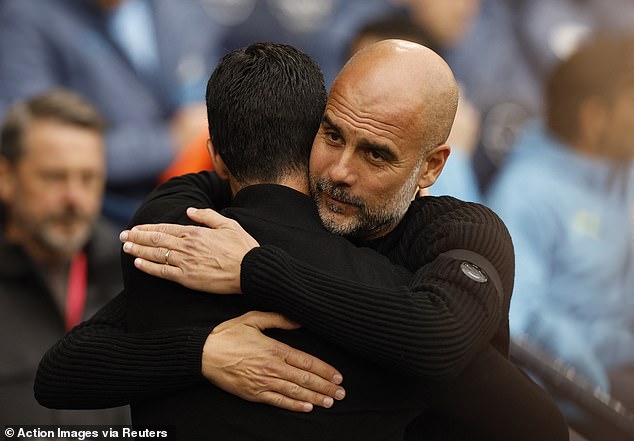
[0, 1, 633, 439]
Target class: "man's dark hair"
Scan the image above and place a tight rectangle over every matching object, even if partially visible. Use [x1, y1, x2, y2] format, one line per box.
[0, 89, 106, 163]
[206, 42, 326, 185]
[546, 32, 634, 143]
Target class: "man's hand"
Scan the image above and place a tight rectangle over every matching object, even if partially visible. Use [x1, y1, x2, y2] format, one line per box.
[203, 311, 346, 412]
[120, 208, 258, 294]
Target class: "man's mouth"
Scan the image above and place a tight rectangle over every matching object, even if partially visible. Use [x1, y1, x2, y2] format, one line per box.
[327, 193, 349, 205]
[314, 178, 362, 213]
[323, 193, 359, 215]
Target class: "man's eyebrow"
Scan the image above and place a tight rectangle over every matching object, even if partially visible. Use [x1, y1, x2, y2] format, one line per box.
[322, 114, 397, 160]
[322, 114, 340, 131]
[358, 138, 397, 161]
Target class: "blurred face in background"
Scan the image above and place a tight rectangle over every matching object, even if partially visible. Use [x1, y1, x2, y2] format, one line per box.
[0, 118, 106, 262]
[393, 0, 481, 48]
[600, 84, 634, 160]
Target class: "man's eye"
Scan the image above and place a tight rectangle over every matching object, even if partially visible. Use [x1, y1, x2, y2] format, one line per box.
[368, 150, 385, 162]
[326, 131, 341, 142]
[39, 171, 65, 182]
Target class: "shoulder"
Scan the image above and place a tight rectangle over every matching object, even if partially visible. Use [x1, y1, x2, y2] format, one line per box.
[404, 196, 509, 244]
[130, 171, 231, 227]
[396, 196, 514, 276]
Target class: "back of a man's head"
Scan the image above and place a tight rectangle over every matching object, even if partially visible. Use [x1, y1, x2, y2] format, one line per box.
[206, 42, 326, 185]
[547, 32, 634, 145]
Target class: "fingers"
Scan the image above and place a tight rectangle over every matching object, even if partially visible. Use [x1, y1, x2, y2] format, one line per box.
[254, 390, 314, 413]
[278, 363, 346, 404]
[254, 374, 342, 412]
[120, 227, 185, 252]
[187, 207, 236, 229]
[281, 344, 344, 387]
[122, 240, 173, 265]
[187, 208, 259, 248]
[225, 312, 344, 388]
[131, 256, 184, 284]
[240, 311, 301, 331]
[239, 357, 344, 411]
[128, 222, 194, 237]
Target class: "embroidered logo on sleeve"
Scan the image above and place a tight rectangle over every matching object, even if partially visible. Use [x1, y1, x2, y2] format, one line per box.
[460, 261, 488, 283]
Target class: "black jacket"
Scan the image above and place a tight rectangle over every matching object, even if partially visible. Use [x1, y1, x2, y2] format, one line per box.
[0, 218, 128, 424]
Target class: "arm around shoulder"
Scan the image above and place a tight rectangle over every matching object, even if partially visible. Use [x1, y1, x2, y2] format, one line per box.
[35, 290, 210, 409]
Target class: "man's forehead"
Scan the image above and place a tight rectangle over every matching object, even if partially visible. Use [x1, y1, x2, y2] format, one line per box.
[325, 86, 422, 137]
[321, 105, 428, 164]
[324, 98, 402, 140]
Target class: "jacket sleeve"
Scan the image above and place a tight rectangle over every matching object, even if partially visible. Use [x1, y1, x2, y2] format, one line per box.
[240, 198, 512, 380]
[34, 172, 232, 409]
[241, 246, 500, 380]
[240, 198, 565, 440]
[34, 290, 210, 409]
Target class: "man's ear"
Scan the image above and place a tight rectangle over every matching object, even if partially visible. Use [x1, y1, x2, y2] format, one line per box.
[417, 144, 450, 189]
[207, 139, 230, 180]
[0, 155, 16, 203]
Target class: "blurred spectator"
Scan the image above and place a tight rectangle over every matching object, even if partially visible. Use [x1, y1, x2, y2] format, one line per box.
[153, 0, 396, 181]
[0, 90, 128, 424]
[210, 0, 394, 86]
[0, 0, 223, 226]
[510, 0, 634, 83]
[347, 13, 481, 202]
[392, 0, 542, 192]
[486, 32, 634, 423]
[483, 0, 634, 195]
[392, 0, 482, 49]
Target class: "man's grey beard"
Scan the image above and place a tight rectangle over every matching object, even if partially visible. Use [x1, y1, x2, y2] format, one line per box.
[32, 209, 95, 259]
[310, 166, 420, 239]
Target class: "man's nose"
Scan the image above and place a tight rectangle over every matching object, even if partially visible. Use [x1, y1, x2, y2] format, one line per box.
[328, 151, 357, 186]
[62, 176, 89, 207]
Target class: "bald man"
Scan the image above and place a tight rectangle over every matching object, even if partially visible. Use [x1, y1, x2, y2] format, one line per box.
[39, 41, 567, 440]
[309, 39, 460, 238]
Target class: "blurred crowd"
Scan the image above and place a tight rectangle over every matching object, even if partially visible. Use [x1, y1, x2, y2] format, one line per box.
[0, 0, 633, 439]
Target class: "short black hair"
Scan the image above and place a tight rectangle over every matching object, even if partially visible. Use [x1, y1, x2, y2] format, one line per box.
[546, 32, 634, 142]
[206, 42, 326, 185]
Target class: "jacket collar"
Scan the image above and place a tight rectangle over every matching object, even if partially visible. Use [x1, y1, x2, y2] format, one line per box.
[229, 184, 325, 233]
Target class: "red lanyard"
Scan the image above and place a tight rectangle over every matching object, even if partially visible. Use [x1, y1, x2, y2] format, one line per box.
[65, 251, 87, 331]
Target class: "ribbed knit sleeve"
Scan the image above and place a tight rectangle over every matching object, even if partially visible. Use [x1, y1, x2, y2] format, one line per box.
[393, 197, 515, 355]
[35, 171, 233, 410]
[240, 196, 514, 380]
[241, 246, 500, 380]
[34, 290, 210, 409]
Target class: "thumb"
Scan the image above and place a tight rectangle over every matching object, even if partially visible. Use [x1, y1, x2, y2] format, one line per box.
[187, 207, 230, 228]
[244, 311, 301, 331]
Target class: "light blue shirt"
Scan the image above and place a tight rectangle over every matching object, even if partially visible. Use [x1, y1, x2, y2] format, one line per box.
[107, 0, 159, 78]
[431, 148, 481, 203]
[486, 122, 634, 393]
